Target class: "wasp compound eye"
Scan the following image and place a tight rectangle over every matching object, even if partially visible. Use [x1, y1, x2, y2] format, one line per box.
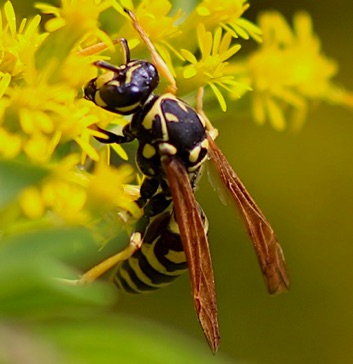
[83, 78, 97, 102]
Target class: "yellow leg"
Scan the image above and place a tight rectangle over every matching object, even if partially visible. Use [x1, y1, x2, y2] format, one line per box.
[196, 88, 218, 139]
[77, 38, 125, 57]
[125, 9, 177, 95]
[62, 232, 143, 286]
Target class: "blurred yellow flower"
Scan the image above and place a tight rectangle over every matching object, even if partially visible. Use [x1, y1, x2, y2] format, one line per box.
[17, 154, 138, 227]
[247, 11, 353, 130]
[0, 1, 136, 237]
[36, 0, 112, 44]
[178, 25, 244, 111]
[113, 0, 183, 75]
[0, 1, 45, 77]
[195, 0, 261, 41]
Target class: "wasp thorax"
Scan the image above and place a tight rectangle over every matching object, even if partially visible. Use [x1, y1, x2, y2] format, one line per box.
[84, 60, 159, 115]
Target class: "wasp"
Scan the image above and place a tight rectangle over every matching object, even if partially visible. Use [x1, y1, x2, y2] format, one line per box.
[79, 9, 289, 353]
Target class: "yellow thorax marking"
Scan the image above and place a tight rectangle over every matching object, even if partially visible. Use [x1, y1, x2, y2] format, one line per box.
[142, 143, 156, 159]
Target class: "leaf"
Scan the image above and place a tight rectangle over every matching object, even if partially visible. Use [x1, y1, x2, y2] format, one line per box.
[0, 227, 117, 316]
[28, 317, 234, 364]
[0, 226, 234, 363]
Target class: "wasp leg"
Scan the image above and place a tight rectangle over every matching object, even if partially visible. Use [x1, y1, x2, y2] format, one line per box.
[63, 191, 171, 286]
[62, 233, 143, 286]
[77, 38, 126, 57]
[135, 177, 160, 208]
[89, 120, 136, 145]
[195, 87, 218, 136]
[124, 8, 177, 95]
[134, 192, 172, 237]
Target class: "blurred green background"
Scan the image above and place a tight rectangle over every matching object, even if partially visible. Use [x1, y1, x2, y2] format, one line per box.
[1, 0, 353, 363]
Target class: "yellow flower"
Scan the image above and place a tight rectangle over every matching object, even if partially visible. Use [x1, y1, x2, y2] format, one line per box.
[0, 125, 22, 158]
[247, 11, 350, 130]
[87, 159, 139, 217]
[178, 25, 243, 111]
[0, 1, 138, 239]
[18, 186, 46, 220]
[0, 1, 45, 77]
[36, 0, 112, 45]
[113, 0, 182, 75]
[0, 1, 128, 164]
[18, 154, 138, 227]
[133, 0, 181, 43]
[187, 0, 261, 42]
[17, 154, 88, 224]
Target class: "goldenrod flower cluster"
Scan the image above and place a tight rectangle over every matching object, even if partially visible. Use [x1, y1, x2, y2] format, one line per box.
[0, 0, 351, 240]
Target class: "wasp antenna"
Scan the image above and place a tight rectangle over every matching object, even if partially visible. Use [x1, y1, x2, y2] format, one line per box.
[119, 38, 131, 64]
[93, 60, 122, 73]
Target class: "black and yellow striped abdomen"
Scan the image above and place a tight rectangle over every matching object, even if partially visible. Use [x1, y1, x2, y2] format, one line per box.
[114, 210, 187, 293]
[114, 205, 208, 294]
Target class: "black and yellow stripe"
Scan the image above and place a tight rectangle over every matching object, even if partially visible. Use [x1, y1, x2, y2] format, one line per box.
[114, 206, 208, 293]
[113, 210, 186, 293]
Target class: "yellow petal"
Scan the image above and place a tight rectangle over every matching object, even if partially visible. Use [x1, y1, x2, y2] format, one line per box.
[209, 83, 227, 112]
[4, 1, 16, 37]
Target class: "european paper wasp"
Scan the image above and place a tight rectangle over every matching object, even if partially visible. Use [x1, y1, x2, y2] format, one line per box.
[79, 9, 289, 353]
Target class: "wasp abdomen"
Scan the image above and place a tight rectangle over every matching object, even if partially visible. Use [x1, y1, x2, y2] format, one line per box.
[114, 204, 209, 294]
[114, 211, 187, 293]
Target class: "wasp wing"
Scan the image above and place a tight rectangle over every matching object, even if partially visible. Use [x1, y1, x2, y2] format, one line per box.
[162, 156, 220, 353]
[207, 133, 289, 295]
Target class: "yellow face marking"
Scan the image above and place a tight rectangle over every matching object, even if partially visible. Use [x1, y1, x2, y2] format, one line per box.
[189, 145, 201, 163]
[94, 92, 108, 107]
[107, 80, 121, 88]
[142, 143, 156, 159]
[96, 71, 115, 89]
